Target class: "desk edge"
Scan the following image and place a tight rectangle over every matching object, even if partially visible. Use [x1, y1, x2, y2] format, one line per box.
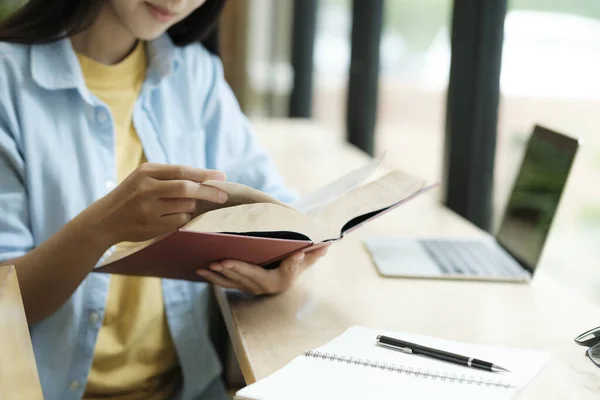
[214, 287, 258, 384]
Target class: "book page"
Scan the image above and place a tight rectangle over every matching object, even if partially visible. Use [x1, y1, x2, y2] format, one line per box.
[96, 236, 166, 267]
[183, 202, 335, 242]
[312, 169, 429, 235]
[290, 153, 385, 217]
[196, 180, 292, 216]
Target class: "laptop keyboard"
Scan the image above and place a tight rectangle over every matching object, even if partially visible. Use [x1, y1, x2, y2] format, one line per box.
[420, 239, 527, 278]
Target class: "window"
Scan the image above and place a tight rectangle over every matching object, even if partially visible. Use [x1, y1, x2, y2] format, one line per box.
[313, 0, 599, 298]
[376, 0, 452, 183]
[313, 0, 352, 134]
[495, 3, 600, 300]
[313, 0, 452, 184]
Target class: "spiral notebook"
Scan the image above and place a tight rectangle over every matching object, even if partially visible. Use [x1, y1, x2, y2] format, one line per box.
[235, 326, 548, 400]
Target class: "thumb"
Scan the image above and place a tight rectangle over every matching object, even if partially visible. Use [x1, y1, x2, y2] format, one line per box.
[282, 252, 305, 274]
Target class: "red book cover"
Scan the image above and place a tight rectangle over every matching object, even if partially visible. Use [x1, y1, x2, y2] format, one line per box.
[96, 231, 316, 281]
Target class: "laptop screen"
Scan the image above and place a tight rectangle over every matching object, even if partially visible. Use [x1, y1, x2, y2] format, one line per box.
[495, 126, 579, 273]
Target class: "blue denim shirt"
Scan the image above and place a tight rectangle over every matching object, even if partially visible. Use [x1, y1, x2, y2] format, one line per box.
[0, 35, 293, 400]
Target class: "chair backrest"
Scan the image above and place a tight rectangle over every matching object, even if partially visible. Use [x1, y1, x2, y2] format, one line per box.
[0, 265, 44, 399]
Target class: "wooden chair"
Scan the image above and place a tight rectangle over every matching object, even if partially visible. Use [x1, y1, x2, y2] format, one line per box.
[0, 265, 43, 399]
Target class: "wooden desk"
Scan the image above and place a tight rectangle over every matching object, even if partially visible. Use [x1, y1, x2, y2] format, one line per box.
[216, 119, 600, 399]
[0, 265, 43, 399]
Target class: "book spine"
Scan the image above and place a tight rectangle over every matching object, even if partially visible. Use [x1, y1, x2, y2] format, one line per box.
[303, 350, 514, 389]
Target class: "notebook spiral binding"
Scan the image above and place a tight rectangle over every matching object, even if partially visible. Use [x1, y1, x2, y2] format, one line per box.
[304, 350, 515, 389]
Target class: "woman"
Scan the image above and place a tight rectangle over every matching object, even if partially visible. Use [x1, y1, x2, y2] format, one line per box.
[0, 1, 327, 399]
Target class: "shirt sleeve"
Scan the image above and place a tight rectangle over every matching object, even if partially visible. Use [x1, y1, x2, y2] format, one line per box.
[0, 104, 33, 263]
[201, 52, 297, 204]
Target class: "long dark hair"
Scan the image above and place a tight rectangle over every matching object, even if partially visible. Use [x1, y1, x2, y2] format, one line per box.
[0, 0, 226, 46]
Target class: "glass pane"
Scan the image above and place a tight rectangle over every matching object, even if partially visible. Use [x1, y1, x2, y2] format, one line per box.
[377, 0, 452, 183]
[313, 0, 352, 133]
[495, 4, 600, 301]
[313, 0, 452, 186]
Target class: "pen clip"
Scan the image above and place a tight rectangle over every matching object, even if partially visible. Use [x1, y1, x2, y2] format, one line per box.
[377, 342, 413, 354]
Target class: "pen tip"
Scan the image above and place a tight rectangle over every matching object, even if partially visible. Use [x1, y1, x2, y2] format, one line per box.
[492, 365, 511, 373]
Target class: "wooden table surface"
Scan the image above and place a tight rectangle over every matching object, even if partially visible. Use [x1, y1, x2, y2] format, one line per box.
[0, 265, 43, 399]
[216, 119, 600, 399]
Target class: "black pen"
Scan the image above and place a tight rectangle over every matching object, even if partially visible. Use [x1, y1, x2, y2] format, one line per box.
[376, 335, 511, 373]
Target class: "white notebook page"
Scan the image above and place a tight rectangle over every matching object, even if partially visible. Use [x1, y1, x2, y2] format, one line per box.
[235, 326, 548, 400]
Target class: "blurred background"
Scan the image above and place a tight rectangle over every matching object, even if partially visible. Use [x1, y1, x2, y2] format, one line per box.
[315, 0, 600, 302]
[220, 0, 600, 305]
[1, 0, 598, 301]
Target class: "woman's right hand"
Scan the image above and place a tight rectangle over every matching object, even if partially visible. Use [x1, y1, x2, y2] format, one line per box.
[86, 163, 228, 247]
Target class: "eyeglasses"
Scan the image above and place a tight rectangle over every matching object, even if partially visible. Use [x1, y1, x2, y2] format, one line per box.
[574, 326, 600, 368]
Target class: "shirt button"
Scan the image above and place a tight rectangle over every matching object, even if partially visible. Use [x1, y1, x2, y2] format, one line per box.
[89, 312, 100, 324]
[105, 180, 116, 191]
[96, 108, 109, 123]
[69, 380, 80, 391]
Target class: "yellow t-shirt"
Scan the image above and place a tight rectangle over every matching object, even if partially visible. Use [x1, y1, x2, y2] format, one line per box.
[77, 42, 181, 400]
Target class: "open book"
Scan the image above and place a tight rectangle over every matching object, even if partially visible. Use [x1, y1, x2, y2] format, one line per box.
[95, 155, 436, 280]
[235, 326, 549, 400]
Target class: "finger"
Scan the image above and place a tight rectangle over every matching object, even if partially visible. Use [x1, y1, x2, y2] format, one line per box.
[219, 260, 274, 293]
[304, 245, 330, 260]
[159, 213, 193, 229]
[157, 198, 198, 216]
[140, 163, 227, 182]
[307, 246, 329, 257]
[153, 180, 228, 203]
[196, 269, 241, 289]
[211, 262, 265, 295]
[279, 251, 306, 280]
[303, 246, 328, 266]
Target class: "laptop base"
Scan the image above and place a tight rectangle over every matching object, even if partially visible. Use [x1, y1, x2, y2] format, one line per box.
[363, 237, 532, 284]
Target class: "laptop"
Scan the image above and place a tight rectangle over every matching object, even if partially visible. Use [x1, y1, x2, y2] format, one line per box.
[364, 125, 580, 283]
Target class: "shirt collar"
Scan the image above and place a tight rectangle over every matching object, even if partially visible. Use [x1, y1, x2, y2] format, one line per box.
[30, 34, 181, 100]
[145, 34, 182, 87]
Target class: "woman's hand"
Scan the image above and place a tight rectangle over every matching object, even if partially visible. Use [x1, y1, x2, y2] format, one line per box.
[88, 163, 228, 247]
[196, 246, 330, 295]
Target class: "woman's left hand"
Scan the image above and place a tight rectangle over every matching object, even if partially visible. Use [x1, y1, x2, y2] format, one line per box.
[196, 246, 329, 295]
